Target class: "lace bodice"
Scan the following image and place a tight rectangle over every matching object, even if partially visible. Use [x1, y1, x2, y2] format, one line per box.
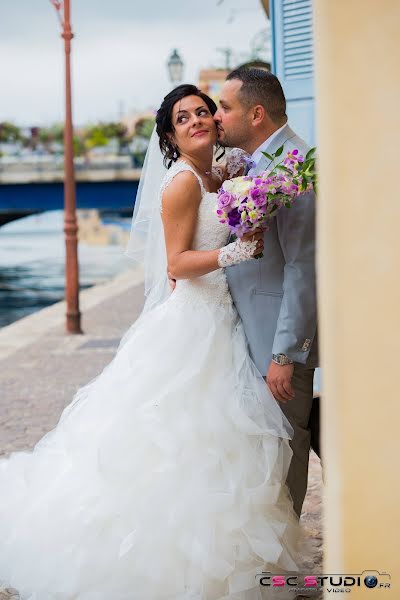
[160, 161, 232, 307]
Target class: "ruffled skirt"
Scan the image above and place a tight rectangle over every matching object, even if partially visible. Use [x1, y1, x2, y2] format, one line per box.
[0, 284, 300, 599]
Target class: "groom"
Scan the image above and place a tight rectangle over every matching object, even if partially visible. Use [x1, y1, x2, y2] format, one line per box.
[214, 67, 318, 518]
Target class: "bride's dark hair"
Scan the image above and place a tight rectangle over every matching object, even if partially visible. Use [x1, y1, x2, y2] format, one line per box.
[156, 84, 224, 168]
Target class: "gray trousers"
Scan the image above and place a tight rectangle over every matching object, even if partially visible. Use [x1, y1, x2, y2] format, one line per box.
[279, 364, 316, 517]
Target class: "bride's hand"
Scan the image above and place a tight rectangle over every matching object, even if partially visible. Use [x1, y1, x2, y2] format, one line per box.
[168, 271, 177, 291]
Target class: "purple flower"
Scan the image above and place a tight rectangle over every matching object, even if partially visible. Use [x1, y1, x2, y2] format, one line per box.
[233, 224, 247, 237]
[283, 158, 297, 172]
[217, 191, 235, 210]
[250, 187, 267, 207]
[228, 207, 241, 228]
[284, 149, 304, 167]
[280, 179, 298, 195]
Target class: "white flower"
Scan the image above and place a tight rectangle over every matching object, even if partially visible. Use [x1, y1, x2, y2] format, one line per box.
[230, 177, 252, 197]
[222, 179, 235, 193]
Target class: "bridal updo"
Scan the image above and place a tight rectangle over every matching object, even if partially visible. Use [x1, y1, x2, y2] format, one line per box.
[156, 84, 223, 168]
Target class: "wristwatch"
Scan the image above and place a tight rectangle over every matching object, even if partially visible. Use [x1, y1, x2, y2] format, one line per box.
[272, 353, 294, 366]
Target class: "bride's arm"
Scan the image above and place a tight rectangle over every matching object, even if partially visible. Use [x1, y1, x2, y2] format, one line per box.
[161, 172, 263, 280]
[162, 172, 221, 280]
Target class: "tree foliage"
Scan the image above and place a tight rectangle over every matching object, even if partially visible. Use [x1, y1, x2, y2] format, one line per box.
[0, 122, 22, 143]
[134, 117, 155, 139]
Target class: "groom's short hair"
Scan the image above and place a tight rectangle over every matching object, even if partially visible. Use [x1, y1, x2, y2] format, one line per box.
[226, 67, 287, 124]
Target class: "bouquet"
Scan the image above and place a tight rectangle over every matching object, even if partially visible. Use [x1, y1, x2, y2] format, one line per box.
[216, 145, 317, 256]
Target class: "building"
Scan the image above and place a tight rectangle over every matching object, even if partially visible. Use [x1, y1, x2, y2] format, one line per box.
[198, 69, 230, 104]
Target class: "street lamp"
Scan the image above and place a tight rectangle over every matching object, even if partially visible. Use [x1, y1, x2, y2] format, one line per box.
[50, 0, 82, 334]
[167, 49, 184, 86]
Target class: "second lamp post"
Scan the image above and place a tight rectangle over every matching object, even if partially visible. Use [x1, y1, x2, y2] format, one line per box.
[167, 49, 184, 87]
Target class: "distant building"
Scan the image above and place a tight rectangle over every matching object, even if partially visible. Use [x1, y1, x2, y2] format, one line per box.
[198, 60, 271, 105]
[198, 69, 230, 103]
[120, 110, 155, 138]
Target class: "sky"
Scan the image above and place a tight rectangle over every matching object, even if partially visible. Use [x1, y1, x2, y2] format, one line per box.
[0, 0, 270, 127]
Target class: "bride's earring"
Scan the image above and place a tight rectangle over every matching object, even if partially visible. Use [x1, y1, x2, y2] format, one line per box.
[167, 143, 178, 160]
[170, 144, 178, 160]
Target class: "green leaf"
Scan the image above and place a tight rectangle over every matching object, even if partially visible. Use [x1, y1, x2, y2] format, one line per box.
[305, 147, 316, 161]
[261, 151, 274, 161]
[300, 158, 315, 173]
[274, 145, 284, 157]
[275, 165, 291, 173]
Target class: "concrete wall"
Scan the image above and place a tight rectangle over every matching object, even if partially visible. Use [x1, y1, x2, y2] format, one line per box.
[314, 0, 400, 595]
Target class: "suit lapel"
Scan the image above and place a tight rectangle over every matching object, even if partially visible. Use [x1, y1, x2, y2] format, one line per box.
[254, 124, 297, 175]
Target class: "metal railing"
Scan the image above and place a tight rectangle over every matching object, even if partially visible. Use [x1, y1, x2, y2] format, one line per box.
[0, 154, 135, 174]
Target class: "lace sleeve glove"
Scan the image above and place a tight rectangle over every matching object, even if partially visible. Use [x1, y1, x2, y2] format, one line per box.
[225, 148, 254, 178]
[217, 238, 258, 268]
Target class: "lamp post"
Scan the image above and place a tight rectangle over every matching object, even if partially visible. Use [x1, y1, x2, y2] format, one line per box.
[167, 49, 184, 86]
[259, 0, 270, 18]
[50, 0, 82, 333]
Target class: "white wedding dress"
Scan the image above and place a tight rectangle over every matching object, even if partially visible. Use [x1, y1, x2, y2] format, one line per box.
[0, 162, 300, 600]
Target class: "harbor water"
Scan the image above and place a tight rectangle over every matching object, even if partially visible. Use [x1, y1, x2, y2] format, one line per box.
[0, 211, 132, 328]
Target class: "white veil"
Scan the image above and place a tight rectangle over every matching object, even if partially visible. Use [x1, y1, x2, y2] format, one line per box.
[125, 127, 171, 313]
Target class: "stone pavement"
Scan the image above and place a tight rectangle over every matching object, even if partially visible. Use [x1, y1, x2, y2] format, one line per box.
[299, 451, 323, 596]
[0, 267, 145, 458]
[0, 268, 323, 598]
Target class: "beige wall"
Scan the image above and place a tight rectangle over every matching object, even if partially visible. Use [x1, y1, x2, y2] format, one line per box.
[314, 0, 400, 596]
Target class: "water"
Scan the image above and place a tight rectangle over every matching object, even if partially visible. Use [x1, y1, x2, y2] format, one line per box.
[0, 211, 132, 328]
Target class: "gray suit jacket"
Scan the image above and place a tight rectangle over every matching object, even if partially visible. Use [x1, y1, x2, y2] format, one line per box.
[226, 124, 319, 375]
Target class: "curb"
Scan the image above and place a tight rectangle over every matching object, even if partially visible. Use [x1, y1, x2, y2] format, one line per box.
[0, 266, 144, 361]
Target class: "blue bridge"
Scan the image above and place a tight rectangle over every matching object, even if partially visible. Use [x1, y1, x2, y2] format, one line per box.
[0, 168, 140, 226]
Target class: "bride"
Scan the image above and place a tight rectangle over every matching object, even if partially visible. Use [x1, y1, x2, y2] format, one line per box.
[0, 84, 301, 599]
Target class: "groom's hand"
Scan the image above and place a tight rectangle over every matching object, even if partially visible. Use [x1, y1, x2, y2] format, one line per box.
[267, 362, 295, 403]
[241, 230, 264, 256]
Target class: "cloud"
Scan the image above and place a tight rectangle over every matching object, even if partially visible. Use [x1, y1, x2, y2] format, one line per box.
[0, 0, 269, 124]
